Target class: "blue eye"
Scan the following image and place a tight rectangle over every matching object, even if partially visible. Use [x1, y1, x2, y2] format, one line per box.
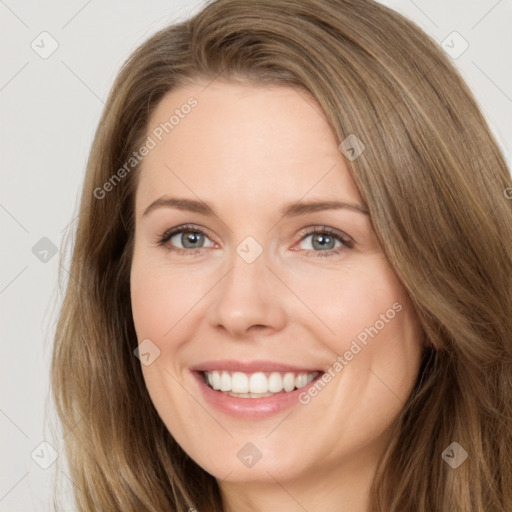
[156, 224, 353, 257]
[295, 227, 353, 257]
[157, 224, 214, 254]
[300, 232, 341, 251]
[169, 230, 213, 249]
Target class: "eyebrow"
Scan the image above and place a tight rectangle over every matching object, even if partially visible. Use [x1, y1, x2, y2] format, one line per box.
[142, 196, 369, 218]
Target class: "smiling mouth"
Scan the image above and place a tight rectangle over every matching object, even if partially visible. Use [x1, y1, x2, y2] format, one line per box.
[201, 370, 321, 398]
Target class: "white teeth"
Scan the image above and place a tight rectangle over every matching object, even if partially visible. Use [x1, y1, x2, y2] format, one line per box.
[249, 372, 268, 393]
[268, 372, 283, 393]
[220, 371, 231, 392]
[283, 372, 295, 392]
[203, 370, 319, 396]
[231, 372, 249, 393]
[295, 373, 308, 389]
[211, 371, 221, 390]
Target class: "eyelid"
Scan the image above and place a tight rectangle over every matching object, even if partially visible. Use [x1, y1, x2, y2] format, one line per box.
[155, 223, 217, 250]
[158, 223, 213, 239]
[288, 229, 353, 259]
[294, 225, 354, 248]
[156, 223, 354, 256]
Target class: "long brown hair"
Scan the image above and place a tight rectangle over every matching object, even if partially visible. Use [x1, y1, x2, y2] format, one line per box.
[51, 0, 512, 510]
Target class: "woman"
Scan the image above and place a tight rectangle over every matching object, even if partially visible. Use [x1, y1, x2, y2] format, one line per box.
[51, 0, 512, 510]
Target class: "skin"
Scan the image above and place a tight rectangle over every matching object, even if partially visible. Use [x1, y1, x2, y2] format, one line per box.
[130, 80, 424, 512]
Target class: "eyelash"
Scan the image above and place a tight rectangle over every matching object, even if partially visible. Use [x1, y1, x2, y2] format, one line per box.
[155, 223, 354, 257]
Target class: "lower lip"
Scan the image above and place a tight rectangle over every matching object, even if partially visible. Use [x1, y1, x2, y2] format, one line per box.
[191, 371, 323, 420]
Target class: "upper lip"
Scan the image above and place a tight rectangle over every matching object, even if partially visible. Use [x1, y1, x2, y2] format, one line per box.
[189, 359, 323, 374]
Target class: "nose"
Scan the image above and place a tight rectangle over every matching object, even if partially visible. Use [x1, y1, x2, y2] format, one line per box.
[206, 247, 288, 339]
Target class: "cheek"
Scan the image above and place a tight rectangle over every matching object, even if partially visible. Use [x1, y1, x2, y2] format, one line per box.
[130, 255, 211, 342]
[287, 255, 415, 352]
[295, 269, 422, 462]
[130, 260, 197, 431]
[130, 269, 170, 338]
[293, 257, 423, 410]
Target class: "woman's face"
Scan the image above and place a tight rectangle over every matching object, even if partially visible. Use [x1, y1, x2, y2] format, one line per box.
[130, 80, 423, 488]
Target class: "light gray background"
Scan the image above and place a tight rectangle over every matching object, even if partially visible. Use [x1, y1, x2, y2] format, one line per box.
[1, 0, 511, 510]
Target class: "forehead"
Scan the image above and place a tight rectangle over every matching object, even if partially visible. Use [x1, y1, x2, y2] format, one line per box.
[135, 80, 362, 213]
